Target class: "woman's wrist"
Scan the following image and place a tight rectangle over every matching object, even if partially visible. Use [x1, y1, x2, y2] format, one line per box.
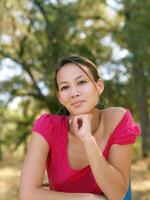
[82, 134, 96, 147]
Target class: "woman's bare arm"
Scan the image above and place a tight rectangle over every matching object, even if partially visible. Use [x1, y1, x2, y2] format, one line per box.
[19, 133, 107, 200]
[83, 137, 131, 200]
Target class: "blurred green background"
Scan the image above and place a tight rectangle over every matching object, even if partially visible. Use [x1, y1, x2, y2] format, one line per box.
[0, 0, 150, 200]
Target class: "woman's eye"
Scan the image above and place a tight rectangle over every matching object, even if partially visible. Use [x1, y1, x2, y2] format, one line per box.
[78, 80, 87, 85]
[60, 86, 69, 91]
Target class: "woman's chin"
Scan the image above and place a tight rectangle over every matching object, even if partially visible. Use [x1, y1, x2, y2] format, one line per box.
[69, 108, 94, 116]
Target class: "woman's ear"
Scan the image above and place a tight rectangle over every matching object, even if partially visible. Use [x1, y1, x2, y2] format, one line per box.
[97, 79, 104, 95]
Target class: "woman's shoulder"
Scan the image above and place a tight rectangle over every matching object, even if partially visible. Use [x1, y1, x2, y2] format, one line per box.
[32, 113, 67, 146]
[32, 113, 67, 129]
[101, 107, 141, 145]
[34, 113, 66, 121]
[102, 107, 127, 122]
[100, 107, 128, 137]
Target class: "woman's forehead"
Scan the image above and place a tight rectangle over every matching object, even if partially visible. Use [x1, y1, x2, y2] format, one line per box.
[57, 63, 92, 81]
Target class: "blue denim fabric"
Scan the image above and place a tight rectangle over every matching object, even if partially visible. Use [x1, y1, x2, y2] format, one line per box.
[124, 183, 132, 200]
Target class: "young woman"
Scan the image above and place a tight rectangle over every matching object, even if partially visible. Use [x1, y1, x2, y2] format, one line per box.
[20, 55, 141, 200]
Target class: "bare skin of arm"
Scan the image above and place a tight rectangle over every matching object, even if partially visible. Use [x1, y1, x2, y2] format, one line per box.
[19, 133, 107, 200]
[83, 137, 131, 200]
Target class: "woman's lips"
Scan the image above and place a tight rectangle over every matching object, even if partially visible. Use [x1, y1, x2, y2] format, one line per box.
[71, 100, 85, 107]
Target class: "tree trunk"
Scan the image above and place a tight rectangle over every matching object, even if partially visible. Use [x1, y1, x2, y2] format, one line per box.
[0, 145, 2, 161]
[132, 65, 150, 157]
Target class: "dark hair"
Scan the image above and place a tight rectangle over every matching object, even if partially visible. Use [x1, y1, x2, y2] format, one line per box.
[55, 55, 106, 115]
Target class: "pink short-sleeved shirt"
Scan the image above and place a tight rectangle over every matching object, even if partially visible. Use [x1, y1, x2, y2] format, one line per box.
[32, 110, 141, 194]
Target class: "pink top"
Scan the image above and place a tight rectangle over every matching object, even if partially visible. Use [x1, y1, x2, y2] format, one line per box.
[32, 110, 141, 194]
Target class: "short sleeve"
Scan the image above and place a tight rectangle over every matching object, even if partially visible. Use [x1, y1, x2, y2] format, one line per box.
[32, 113, 56, 148]
[111, 111, 141, 145]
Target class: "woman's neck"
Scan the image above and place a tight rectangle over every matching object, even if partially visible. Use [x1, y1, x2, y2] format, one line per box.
[90, 108, 101, 136]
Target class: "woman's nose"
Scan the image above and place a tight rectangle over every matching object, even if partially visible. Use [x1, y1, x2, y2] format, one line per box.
[69, 87, 80, 98]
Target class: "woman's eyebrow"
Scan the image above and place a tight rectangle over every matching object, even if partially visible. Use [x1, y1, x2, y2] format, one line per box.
[58, 75, 84, 85]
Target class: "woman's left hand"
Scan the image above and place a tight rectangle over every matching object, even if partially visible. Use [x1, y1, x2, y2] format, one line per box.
[69, 114, 93, 142]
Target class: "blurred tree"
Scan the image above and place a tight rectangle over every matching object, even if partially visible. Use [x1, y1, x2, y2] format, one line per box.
[112, 0, 150, 156]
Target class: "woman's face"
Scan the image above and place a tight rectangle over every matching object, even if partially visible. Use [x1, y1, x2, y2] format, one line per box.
[56, 63, 104, 115]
